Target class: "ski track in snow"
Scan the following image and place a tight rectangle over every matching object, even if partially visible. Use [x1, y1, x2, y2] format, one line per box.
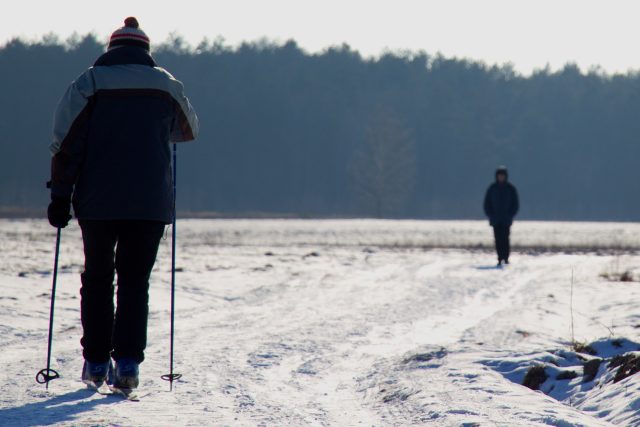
[0, 220, 639, 426]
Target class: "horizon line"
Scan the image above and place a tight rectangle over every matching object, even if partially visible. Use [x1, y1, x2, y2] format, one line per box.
[2, 31, 637, 78]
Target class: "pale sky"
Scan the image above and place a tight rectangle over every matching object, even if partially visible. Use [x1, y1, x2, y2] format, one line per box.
[2, 0, 639, 75]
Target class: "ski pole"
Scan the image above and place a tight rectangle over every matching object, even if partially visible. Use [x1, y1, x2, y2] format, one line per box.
[162, 143, 182, 390]
[36, 227, 62, 389]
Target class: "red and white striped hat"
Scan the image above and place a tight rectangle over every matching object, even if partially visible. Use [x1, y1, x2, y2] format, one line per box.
[108, 17, 150, 51]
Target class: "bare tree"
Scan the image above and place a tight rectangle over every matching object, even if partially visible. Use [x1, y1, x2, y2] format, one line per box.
[350, 109, 416, 217]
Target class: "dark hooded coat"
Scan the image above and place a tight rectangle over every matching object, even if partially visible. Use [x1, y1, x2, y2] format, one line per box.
[483, 169, 519, 227]
[50, 46, 199, 224]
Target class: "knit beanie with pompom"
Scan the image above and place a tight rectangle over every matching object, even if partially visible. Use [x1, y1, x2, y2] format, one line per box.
[108, 17, 150, 51]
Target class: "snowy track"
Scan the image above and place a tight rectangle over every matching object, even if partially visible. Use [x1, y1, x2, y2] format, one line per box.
[1, 220, 639, 426]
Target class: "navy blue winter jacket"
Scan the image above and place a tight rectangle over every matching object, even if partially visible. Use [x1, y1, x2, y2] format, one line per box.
[484, 179, 519, 227]
[49, 46, 199, 224]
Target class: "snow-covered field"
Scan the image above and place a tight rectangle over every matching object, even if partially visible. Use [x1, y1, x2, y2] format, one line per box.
[1, 219, 640, 426]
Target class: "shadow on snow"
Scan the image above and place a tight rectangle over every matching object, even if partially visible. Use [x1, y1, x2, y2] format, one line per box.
[0, 388, 117, 426]
[474, 265, 503, 271]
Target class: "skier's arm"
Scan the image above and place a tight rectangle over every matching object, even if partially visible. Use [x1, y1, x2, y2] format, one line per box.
[165, 72, 199, 143]
[511, 186, 520, 218]
[49, 70, 95, 198]
[483, 187, 493, 218]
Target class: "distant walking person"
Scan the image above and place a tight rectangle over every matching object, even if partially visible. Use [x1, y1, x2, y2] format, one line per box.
[47, 17, 198, 390]
[483, 166, 519, 267]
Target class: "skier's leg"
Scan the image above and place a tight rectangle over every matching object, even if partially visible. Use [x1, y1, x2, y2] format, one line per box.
[499, 226, 509, 262]
[79, 220, 118, 363]
[505, 226, 511, 263]
[495, 225, 509, 263]
[492, 226, 502, 262]
[112, 220, 165, 363]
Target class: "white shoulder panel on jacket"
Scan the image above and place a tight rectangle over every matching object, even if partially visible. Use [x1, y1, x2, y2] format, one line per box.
[50, 69, 96, 155]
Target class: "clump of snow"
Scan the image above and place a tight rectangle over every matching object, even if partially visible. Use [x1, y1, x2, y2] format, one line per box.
[482, 338, 640, 425]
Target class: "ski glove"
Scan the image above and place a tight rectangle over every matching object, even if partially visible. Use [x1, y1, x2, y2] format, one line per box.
[47, 195, 72, 228]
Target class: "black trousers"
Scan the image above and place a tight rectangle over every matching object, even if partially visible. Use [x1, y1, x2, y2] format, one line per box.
[79, 220, 165, 364]
[492, 225, 511, 262]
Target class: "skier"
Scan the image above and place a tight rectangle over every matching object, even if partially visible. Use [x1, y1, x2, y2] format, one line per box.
[47, 17, 198, 390]
[483, 166, 519, 267]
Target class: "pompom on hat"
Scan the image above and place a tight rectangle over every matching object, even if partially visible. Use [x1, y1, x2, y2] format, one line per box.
[108, 17, 150, 51]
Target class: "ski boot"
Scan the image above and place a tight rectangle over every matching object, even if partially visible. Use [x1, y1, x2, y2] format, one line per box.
[82, 359, 113, 387]
[114, 358, 139, 389]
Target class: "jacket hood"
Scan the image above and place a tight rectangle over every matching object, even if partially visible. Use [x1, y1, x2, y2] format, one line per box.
[495, 166, 509, 181]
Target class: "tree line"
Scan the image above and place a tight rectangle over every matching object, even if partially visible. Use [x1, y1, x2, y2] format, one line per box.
[1, 34, 639, 220]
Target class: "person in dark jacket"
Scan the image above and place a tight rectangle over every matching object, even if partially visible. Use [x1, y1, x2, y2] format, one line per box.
[47, 17, 198, 390]
[483, 166, 519, 266]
